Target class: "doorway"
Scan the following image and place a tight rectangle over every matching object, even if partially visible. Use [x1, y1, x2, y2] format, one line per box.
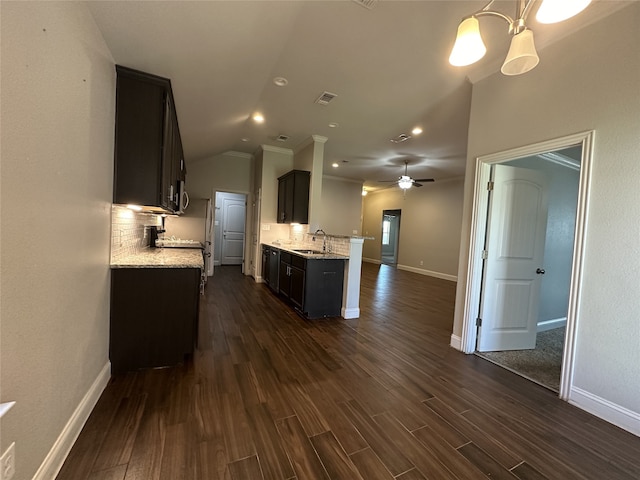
[460, 131, 594, 400]
[381, 210, 401, 265]
[475, 149, 581, 391]
[214, 191, 246, 267]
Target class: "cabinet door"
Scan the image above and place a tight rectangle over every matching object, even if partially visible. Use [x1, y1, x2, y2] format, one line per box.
[289, 265, 305, 309]
[279, 259, 291, 297]
[161, 93, 174, 210]
[110, 268, 200, 373]
[291, 171, 310, 224]
[114, 71, 165, 207]
[262, 247, 270, 285]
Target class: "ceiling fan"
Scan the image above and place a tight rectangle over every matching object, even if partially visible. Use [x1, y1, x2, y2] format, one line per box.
[378, 161, 434, 190]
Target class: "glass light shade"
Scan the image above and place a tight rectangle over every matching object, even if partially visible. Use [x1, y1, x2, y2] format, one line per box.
[536, 0, 591, 24]
[449, 17, 487, 67]
[501, 29, 539, 76]
[398, 176, 413, 189]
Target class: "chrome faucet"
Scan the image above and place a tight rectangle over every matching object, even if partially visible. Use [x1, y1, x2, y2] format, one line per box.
[314, 229, 327, 252]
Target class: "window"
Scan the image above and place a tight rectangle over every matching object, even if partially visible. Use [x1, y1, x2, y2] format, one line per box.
[382, 219, 391, 245]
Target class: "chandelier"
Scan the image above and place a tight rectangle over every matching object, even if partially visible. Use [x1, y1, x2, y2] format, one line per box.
[449, 0, 591, 76]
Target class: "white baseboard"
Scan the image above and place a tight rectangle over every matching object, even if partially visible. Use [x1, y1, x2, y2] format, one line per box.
[450, 334, 462, 351]
[397, 264, 457, 282]
[33, 362, 111, 480]
[362, 257, 381, 264]
[570, 386, 640, 437]
[342, 307, 360, 319]
[537, 317, 567, 332]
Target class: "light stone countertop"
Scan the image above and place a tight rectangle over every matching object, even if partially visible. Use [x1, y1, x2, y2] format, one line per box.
[111, 248, 204, 269]
[265, 243, 348, 260]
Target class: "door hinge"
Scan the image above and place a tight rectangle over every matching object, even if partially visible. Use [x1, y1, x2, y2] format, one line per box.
[476, 317, 482, 326]
[487, 181, 494, 191]
[481, 250, 488, 260]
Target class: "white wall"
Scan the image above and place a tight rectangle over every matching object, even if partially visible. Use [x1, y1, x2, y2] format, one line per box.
[453, 3, 640, 426]
[362, 178, 465, 279]
[1, 2, 115, 478]
[319, 176, 363, 236]
[187, 151, 253, 198]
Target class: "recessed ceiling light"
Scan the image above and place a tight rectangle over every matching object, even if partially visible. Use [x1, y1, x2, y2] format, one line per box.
[362, 189, 368, 196]
[412, 127, 423, 135]
[273, 76, 288, 87]
[328, 122, 339, 128]
[332, 162, 339, 168]
[252, 113, 264, 123]
[241, 138, 249, 142]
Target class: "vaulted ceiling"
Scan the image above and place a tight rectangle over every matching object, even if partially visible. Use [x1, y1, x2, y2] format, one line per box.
[87, 0, 621, 190]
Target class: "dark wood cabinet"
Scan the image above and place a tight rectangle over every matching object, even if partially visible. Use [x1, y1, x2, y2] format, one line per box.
[110, 267, 200, 373]
[276, 249, 345, 318]
[277, 170, 310, 224]
[304, 259, 345, 318]
[114, 65, 185, 213]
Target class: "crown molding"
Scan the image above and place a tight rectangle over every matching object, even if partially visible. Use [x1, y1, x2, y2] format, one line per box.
[260, 144, 294, 155]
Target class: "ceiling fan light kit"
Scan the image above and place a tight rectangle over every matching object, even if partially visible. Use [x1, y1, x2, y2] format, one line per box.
[379, 161, 434, 191]
[449, 0, 591, 75]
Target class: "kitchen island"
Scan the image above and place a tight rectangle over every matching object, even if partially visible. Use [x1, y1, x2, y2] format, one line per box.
[110, 248, 203, 373]
[261, 244, 347, 319]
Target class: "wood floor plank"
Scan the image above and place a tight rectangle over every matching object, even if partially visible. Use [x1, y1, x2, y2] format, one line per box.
[457, 442, 519, 480]
[87, 464, 128, 480]
[395, 468, 428, 480]
[310, 431, 365, 480]
[92, 393, 146, 472]
[57, 265, 640, 480]
[411, 424, 488, 480]
[348, 448, 394, 480]
[275, 415, 330, 480]
[510, 461, 550, 480]
[338, 399, 415, 476]
[423, 396, 522, 469]
[122, 410, 166, 480]
[228, 455, 264, 480]
[245, 403, 296, 480]
[371, 411, 459, 480]
[159, 422, 196, 480]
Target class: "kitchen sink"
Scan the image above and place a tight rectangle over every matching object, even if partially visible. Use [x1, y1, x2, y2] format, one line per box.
[293, 249, 323, 254]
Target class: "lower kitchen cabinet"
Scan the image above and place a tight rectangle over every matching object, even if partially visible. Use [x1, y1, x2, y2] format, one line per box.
[278, 250, 345, 318]
[110, 267, 200, 373]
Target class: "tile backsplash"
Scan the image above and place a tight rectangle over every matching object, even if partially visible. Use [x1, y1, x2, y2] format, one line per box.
[110, 206, 161, 262]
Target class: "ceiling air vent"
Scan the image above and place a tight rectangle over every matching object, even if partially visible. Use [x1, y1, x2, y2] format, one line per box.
[315, 91, 338, 105]
[276, 134, 289, 142]
[352, 0, 378, 10]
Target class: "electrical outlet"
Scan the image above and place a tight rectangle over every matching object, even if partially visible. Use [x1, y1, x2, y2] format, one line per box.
[419, 260, 423, 266]
[1, 442, 15, 480]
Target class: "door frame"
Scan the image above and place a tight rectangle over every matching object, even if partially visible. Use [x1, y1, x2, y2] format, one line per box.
[214, 190, 248, 270]
[381, 209, 401, 265]
[460, 131, 594, 400]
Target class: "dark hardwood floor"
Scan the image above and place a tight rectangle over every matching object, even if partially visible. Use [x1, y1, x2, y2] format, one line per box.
[57, 263, 640, 480]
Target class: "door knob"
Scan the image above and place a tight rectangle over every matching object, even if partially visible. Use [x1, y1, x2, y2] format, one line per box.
[536, 268, 545, 275]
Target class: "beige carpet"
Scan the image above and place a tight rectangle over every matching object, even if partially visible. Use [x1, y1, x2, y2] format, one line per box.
[476, 327, 565, 392]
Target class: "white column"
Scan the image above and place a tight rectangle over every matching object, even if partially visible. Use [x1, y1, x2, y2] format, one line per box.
[342, 237, 364, 319]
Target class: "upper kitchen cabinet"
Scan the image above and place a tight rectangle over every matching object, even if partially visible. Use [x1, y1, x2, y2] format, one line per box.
[277, 170, 310, 224]
[114, 65, 185, 213]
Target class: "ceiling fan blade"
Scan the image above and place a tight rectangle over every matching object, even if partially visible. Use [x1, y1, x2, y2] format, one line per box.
[414, 182, 423, 187]
[413, 178, 435, 182]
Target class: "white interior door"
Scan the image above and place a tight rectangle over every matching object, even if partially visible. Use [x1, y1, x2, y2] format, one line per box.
[478, 165, 549, 352]
[220, 194, 246, 265]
